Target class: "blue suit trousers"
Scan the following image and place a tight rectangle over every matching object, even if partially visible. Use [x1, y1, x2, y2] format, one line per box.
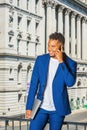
[30, 108, 65, 130]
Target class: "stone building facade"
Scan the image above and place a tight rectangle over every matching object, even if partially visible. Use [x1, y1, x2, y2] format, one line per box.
[0, 0, 87, 116]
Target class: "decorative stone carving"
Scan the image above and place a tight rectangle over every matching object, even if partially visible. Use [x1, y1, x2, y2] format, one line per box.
[42, 0, 57, 7]
[9, 15, 13, 23]
[27, 33, 31, 40]
[52, 1, 57, 8]
[35, 35, 39, 42]
[77, 80, 81, 86]
[58, 5, 64, 13]
[71, 12, 77, 18]
[9, 0, 13, 4]
[8, 30, 14, 36]
[82, 17, 86, 23]
[18, 62, 22, 69]
[65, 9, 71, 15]
[77, 14, 82, 21]
[27, 64, 31, 70]
[9, 6, 14, 15]
[17, 32, 22, 38]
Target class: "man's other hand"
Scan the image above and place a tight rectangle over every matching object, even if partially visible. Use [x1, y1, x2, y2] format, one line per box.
[26, 110, 32, 119]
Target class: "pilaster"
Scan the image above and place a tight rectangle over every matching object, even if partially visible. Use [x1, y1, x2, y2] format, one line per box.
[71, 12, 77, 58]
[77, 15, 82, 59]
[65, 9, 71, 56]
[82, 18, 87, 60]
[58, 5, 64, 33]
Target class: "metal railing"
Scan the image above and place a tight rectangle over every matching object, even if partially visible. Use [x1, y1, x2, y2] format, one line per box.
[0, 117, 30, 130]
[63, 121, 87, 130]
[0, 116, 87, 130]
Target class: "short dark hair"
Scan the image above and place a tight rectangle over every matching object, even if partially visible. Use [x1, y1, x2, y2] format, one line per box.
[49, 32, 65, 45]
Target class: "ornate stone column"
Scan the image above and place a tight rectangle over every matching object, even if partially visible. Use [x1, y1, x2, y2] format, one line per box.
[65, 9, 70, 56]
[42, 0, 53, 52]
[71, 12, 76, 58]
[58, 6, 64, 33]
[82, 18, 87, 60]
[46, 0, 52, 42]
[77, 15, 81, 59]
[51, 2, 57, 32]
[86, 20, 87, 52]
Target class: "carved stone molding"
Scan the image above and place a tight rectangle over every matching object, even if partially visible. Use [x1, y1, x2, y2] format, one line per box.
[17, 13, 23, 18]
[58, 5, 64, 13]
[9, 6, 14, 15]
[42, 0, 57, 7]
[27, 33, 31, 41]
[9, 15, 13, 23]
[47, 0, 53, 7]
[8, 30, 14, 36]
[27, 16, 32, 21]
[65, 9, 71, 15]
[27, 64, 31, 70]
[77, 14, 82, 21]
[35, 35, 40, 42]
[52, 1, 58, 9]
[9, 0, 13, 4]
[17, 32, 23, 39]
[82, 17, 86, 23]
[18, 62, 22, 69]
[71, 12, 77, 18]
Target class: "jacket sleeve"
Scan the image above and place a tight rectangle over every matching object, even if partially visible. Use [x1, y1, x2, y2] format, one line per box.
[26, 56, 40, 110]
[60, 60, 77, 87]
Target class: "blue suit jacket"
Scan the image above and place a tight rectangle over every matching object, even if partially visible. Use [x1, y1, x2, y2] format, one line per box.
[26, 53, 77, 116]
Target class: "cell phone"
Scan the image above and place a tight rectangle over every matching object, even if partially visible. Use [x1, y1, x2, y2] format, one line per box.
[59, 46, 64, 52]
[59, 46, 61, 51]
[61, 46, 64, 52]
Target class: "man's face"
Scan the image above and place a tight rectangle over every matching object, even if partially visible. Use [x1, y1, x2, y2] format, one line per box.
[48, 39, 62, 58]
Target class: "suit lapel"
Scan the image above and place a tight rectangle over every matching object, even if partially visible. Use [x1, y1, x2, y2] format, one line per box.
[44, 54, 50, 85]
[53, 64, 61, 80]
[41, 54, 50, 88]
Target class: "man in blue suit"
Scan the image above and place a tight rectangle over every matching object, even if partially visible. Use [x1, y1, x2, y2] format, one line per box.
[26, 32, 77, 130]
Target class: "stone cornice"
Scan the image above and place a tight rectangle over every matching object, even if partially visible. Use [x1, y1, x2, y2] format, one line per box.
[69, 0, 87, 9]
[0, 3, 42, 20]
[0, 89, 26, 92]
[0, 53, 35, 61]
[74, 0, 87, 6]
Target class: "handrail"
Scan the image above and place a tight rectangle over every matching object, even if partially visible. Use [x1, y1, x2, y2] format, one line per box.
[64, 121, 87, 125]
[64, 121, 87, 130]
[0, 116, 30, 121]
[0, 116, 87, 130]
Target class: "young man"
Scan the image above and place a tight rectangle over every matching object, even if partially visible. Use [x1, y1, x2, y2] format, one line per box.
[26, 32, 77, 130]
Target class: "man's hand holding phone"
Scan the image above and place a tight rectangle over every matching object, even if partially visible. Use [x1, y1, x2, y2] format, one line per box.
[55, 46, 64, 63]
